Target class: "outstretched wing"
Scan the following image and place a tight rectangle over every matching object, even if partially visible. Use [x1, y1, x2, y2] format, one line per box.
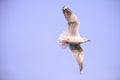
[62, 6, 80, 37]
[69, 44, 84, 73]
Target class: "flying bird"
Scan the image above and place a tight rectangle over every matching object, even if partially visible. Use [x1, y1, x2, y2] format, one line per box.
[59, 6, 90, 74]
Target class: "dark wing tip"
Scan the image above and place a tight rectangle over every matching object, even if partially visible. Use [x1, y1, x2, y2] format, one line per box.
[62, 6, 72, 13]
[62, 6, 67, 10]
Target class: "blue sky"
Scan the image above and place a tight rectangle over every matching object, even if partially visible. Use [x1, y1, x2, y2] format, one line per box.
[0, 0, 120, 80]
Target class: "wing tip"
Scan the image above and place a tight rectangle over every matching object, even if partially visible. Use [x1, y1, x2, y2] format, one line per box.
[62, 6, 67, 10]
[62, 6, 72, 14]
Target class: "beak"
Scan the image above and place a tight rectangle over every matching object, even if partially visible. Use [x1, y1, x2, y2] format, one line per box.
[87, 40, 91, 42]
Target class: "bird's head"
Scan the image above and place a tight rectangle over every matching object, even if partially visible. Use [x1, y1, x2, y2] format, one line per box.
[82, 38, 91, 43]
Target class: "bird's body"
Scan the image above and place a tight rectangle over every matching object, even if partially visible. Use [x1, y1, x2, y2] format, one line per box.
[59, 6, 90, 74]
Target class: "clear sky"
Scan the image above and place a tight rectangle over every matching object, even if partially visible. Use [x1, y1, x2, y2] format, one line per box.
[0, 0, 120, 80]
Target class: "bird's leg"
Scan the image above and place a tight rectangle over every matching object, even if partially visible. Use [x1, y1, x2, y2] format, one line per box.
[60, 38, 69, 43]
[59, 38, 69, 48]
[61, 40, 67, 43]
[61, 42, 67, 46]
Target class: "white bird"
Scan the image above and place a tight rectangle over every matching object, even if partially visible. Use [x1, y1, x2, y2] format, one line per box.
[59, 6, 90, 74]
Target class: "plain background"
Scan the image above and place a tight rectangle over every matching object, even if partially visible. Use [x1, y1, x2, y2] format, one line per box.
[0, 0, 120, 80]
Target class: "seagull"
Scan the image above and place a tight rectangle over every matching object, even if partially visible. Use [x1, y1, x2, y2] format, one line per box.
[59, 6, 90, 74]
